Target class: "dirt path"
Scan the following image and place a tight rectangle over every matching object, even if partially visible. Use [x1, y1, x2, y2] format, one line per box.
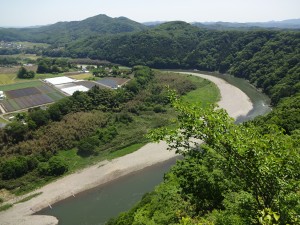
[0, 73, 253, 225]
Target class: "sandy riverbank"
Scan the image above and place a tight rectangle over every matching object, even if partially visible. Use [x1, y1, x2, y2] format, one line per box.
[0, 73, 253, 225]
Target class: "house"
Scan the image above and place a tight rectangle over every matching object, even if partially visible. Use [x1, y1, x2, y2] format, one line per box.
[0, 91, 5, 100]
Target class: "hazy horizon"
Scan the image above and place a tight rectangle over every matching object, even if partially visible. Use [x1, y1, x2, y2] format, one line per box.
[1, 0, 300, 27]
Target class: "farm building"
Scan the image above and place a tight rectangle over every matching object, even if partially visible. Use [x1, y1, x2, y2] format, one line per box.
[96, 78, 130, 89]
[44, 76, 105, 96]
[44, 76, 76, 85]
[61, 85, 89, 95]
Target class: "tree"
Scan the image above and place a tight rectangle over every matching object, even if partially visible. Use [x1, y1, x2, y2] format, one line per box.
[28, 109, 50, 127]
[77, 136, 100, 156]
[17, 67, 35, 79]
[37, 61, 49, 73]
[4, 121, 28, 143]
[149, 93, 300, 224]
[17, 67, 27, 78]
[1, 157, 29, 180]
[48, 156, 68, 176]
[38, 157, 68, 176]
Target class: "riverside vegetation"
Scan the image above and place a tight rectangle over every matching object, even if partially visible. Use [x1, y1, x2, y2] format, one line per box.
[0, 14, 299, 224]
[0, 66, 219, 195]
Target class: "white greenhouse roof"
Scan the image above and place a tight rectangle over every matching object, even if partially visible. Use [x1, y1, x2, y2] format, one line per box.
[44, 76, 76, 85]
[61, 85, 89, 96]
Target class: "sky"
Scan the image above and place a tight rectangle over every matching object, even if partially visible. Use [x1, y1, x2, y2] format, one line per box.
[0, 0, 299, 27]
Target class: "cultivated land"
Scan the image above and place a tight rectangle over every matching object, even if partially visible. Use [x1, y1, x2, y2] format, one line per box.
[0, 73, 253, 225]
[0, 68, 127, 114]
[0, 81, 65, 113]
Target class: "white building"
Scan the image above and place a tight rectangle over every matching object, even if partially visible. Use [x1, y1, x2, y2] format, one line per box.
[44, 76, 76, 86]
[0, 91, 5, 100]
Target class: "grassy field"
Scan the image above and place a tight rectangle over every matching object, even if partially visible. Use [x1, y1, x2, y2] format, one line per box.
[0, 80, 43, 91]
[0, 74, 17, 85]
[56, 143, 146, 172]
[119, 66, 131, 70]
[0, 65, 38, 85]
[0, 54, 39, 60]
[34, 73, 65, 80]
[183, 76, 220, 107]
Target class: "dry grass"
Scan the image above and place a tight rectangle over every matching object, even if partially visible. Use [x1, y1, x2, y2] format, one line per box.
[0, 66, 37, 85]
[69, 73, 94, 80]
[0, 74, 17, 85]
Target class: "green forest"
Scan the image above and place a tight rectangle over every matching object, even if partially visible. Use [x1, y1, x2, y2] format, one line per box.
[0, 15, 299, 224]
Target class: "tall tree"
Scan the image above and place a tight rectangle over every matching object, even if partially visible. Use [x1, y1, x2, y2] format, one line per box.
[149, 93, 300, 224]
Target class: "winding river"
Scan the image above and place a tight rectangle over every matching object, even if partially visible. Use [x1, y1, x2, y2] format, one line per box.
[38, 72, 271, 225]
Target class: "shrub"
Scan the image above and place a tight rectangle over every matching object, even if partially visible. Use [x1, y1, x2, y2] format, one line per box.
[77, 136, 100, 157]
[38, 157, 68, 176]
[48, 156, 68, 176]
[1, 157, 29, 180]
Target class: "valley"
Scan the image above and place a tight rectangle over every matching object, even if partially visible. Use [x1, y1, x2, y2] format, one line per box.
[0, 11, 299, 225]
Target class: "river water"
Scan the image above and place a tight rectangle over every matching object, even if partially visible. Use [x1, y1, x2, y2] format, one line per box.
[38, 158, 179, 225]
[39, 72, 271, 225]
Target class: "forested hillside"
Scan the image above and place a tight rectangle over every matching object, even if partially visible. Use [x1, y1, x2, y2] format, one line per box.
[0, 14, 147, 45]
[56, 22, 299, 133]
[64, 22, 299, 100]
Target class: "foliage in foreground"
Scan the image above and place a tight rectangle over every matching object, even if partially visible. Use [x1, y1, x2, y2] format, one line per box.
[108, 94, 300, 225]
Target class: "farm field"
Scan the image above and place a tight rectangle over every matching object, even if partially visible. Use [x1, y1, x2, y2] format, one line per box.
[0, 74, 18, 85]
[0, 81, 66, 113]
[0, 80, 42, 91]
[0, 54, 39, 60]
[0, 65, 38, 85]
[69, 73, 94, 80]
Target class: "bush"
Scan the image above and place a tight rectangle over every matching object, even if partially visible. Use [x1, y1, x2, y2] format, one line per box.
[153, 105, 167, 113]
[77, 136, 100, 156]
[1, 157, 29, 180]
[98, 126, 118, 144]
[116, 113, 133, 124]
[48, 157, 68, 176]
[37, 162, 50, 176]
[17, 67, 35, 79]
[38, 157, 68, 176]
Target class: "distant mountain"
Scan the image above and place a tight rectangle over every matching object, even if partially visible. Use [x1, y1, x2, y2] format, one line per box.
[192, 19, 300, 30]
[0, 14, 148, 44]
[143, 21, 166, 27]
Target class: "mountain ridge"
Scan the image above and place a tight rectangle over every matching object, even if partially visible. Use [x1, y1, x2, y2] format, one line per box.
[0, 14, 148, 44]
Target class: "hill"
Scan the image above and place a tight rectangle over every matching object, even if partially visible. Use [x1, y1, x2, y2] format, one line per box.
[0, 14, 148, 44]
[192, 19, 300, 30]
[57, 21, 300, 134]
[0, 16, 300, 225]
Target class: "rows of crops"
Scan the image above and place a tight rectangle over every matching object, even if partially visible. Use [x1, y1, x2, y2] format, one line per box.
[0, 83, 65, 112]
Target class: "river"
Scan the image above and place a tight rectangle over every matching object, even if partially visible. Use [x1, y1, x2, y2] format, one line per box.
[38, 71, 271, 225]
